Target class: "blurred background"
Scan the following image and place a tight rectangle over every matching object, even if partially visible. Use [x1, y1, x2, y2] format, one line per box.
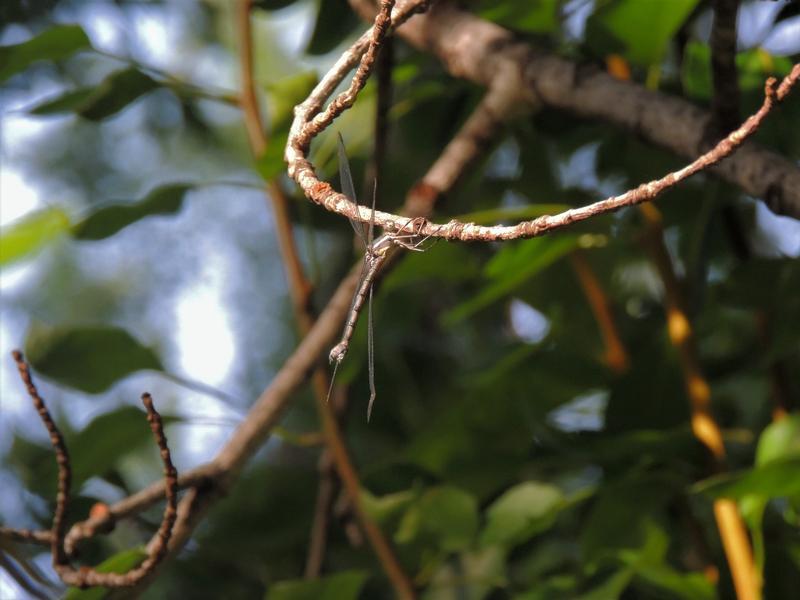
[1, 1, 799, 598]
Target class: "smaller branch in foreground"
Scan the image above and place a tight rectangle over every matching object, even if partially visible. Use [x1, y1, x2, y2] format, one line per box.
[9, 351, 178, 589]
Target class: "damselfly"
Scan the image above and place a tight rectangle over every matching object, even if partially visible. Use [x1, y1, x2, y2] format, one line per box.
[328, 133, 428, 420]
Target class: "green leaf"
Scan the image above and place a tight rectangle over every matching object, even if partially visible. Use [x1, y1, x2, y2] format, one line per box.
[30, 67, 160, 121]
[265, 571, 368, 600]
[480, 482, 565, 548]
[64, 548, 147, 600]
[265, 70, 318, 132]
[682, 42, 794, 100]
[254, 0, 300, 9]
[0, 207, 70, 265]
[476, 0, 559, 34]
[71, 183, 193, 240]
[574, 569, 634, 600]
[693, 458, 800, 500]
[254, 72, 317, 181]
[396, 486, 478, 552]
[70, 406, 177, 489]
[589, 0, 699, 67]
[18, 406, 177, 496]
[24, 322, 163, 393]
[443, 235, 579, 325]
[0, 24, 91, 83]
[361, 488, 417, 525]
[27, 87, 96, 116]
[756, 415, 800, 467]
[305, 0, 361, 56]
[581, 473, 679, 563]
[255, 129, 290, 181]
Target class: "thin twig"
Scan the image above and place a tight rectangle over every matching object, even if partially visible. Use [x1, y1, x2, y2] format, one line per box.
[289, 63, 800, 241]
[569, 251, 629, 374]
[11, 351, 179, 588]
[11, 350, 71, 570]
[0, 527, 51, 546]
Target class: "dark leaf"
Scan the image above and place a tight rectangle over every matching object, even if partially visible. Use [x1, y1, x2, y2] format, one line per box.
[24, 322, 163, 393]
[254, 0, 301, 9]
[69, 406, 177, 489]
[31, 67, 161, 121]
[71, 183, 193, 240]
[265, 571, 368, 600]
[0, 24, 91, 82]
[0, 207, 71, 265]
[305, 0, 361, 56]
[442, 235, 579, 325]
[480, 481, 565, 548]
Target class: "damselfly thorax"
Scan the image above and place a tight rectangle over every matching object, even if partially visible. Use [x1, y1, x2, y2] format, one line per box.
[327, 134, 430, 419]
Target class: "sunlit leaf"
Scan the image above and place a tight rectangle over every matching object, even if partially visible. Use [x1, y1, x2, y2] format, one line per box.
[0, 24, 91, 82]
[265, 70, 318, 131]
[71, 183, 193, 240]
[24, 322, 163, 393]
[64, 548, 147, 600]
[265, 571, 368, 600]
[396, 486, 478, 552]
[0, 207, 70, 265]
[443, 235, 579, 325]
[360, 488, 417, 525]
[588, 0, 699, 66]
[693, 458, 800, 500]
[476, 0, 559, 33]
[480, 482, 565, 548]
[756, 415, 800, 467]
[682, 42, 794, 100]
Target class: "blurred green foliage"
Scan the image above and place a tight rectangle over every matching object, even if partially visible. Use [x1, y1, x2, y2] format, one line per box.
[1, 0, 799, 599]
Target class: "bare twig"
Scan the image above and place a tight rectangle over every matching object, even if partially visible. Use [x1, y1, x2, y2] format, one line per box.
[0, 527, 51, 546]
[11, 351, 179, 588]
[569, 251, 629, 374]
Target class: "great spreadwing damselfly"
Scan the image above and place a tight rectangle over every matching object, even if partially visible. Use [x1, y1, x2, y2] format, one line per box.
[327, 133, 429, 420]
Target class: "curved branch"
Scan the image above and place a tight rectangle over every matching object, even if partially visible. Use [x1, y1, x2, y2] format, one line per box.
[289, 2, 800, 235]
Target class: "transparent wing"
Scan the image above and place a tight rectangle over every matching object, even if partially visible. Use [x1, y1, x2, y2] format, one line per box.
[366, 283, 376, 422]
[337, 132, 368, 248]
